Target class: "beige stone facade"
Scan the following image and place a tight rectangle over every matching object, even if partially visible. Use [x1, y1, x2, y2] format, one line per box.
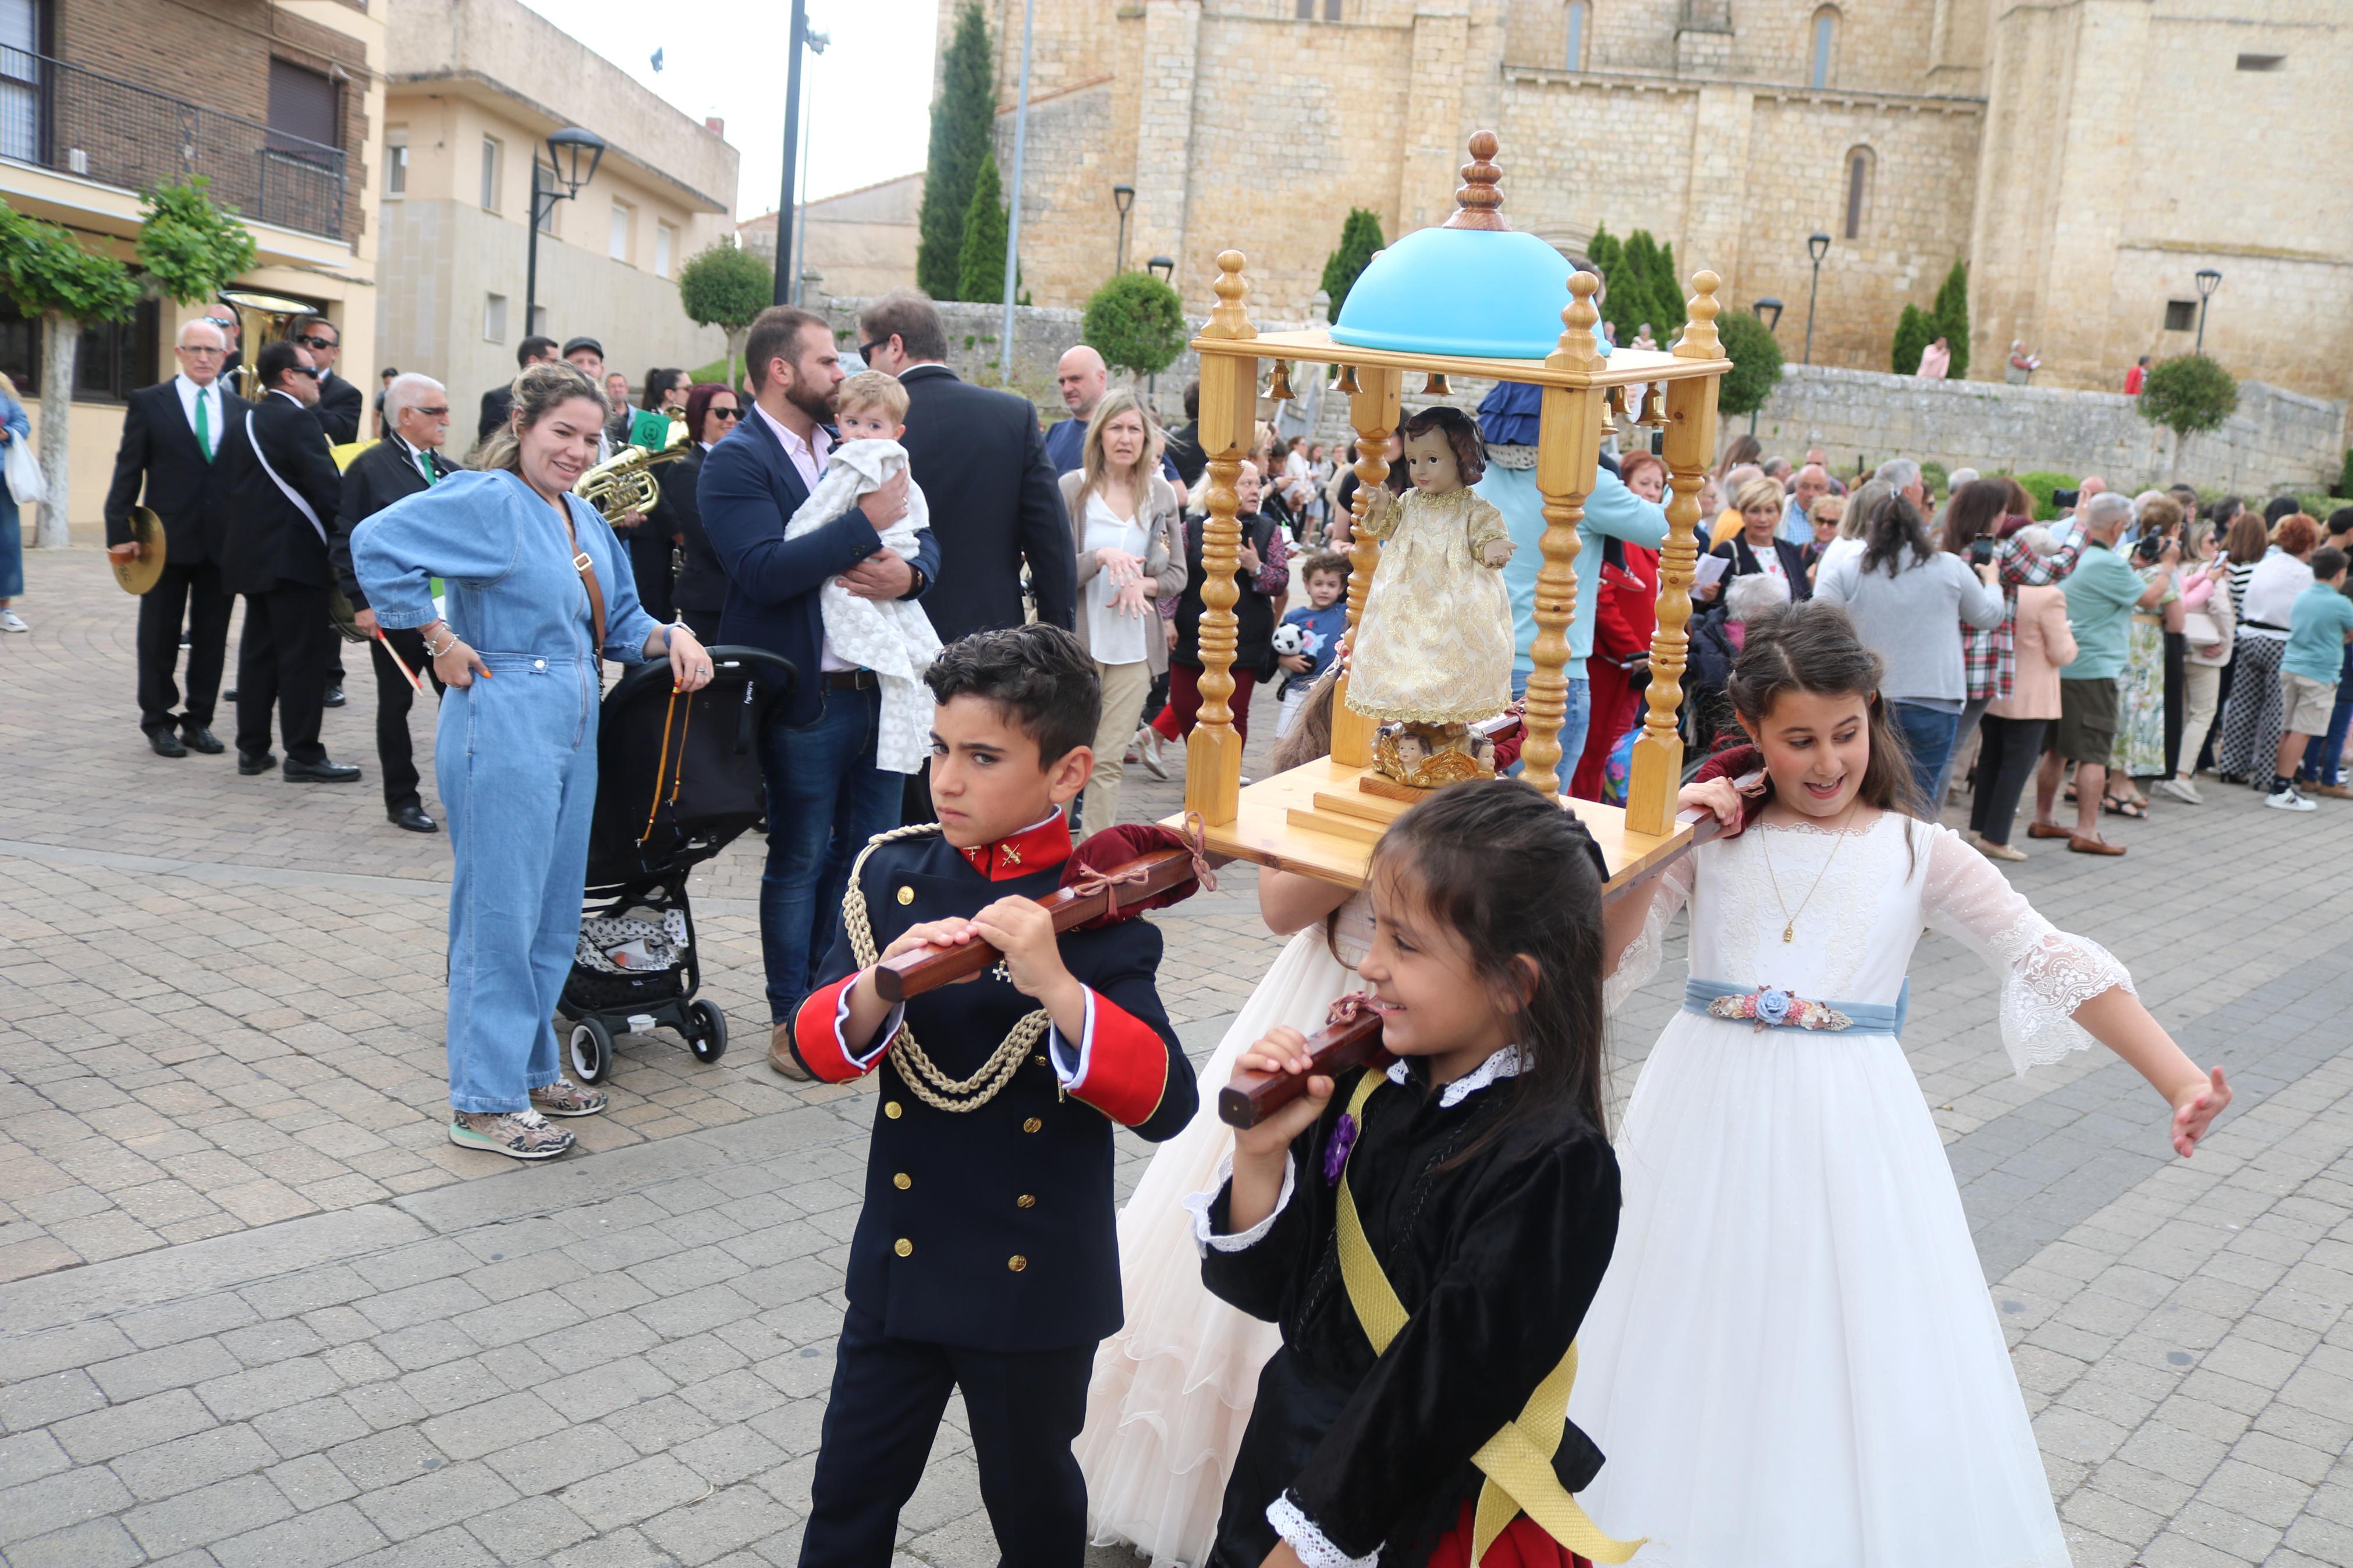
[379, 0, 737, 429]
[741, 173, 923, 305]
[949, 1, 2352, 409]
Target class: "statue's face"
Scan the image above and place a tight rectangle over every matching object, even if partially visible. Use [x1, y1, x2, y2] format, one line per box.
[1401, 429, 1459, 493]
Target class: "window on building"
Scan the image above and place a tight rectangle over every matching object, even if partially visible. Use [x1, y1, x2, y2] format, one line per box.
[535, 162, 557, 233]
[1809, 7, 1838, 90]
[1842, 145, 1872, 239]
[267, 58, 339, 159]
[609, 200, 632, 262]
[0, 0, 45, 166]
[484, 293, 508, 344]
[2163, 300, 2196, 332]
[480, 136, 502, 211]
[2235, 54, 2283, 72]
[1295, 0, 1312, 16]
[0, 296, 161, 403]
[384, 130, 407, 197]
[1326, 0, 1341, 18]
[528, 303, 548, 339]
[1565, 1, 1589, 69]
[654, 221, 676, 279]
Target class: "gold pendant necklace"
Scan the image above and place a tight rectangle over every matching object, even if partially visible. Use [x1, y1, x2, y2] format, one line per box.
[1755, 801, 1858, 942]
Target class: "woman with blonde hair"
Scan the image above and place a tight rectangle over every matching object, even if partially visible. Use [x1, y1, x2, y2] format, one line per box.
[1061, 387, 1186, 838]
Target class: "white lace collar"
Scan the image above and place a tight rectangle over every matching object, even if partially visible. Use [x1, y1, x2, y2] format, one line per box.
[1387, 1044, 1525, 1108]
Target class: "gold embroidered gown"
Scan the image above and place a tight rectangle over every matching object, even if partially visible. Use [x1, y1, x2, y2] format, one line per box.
[1347, 485, 1514, 726]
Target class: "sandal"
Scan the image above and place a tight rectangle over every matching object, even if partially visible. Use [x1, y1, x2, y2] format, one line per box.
[2102, 798, 2147, 820]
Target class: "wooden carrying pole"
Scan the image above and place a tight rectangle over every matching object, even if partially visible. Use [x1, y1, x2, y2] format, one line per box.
[1185, 251, 1259, 827]
[871, 848, 1199, 1002]
[1520, 271, 1606, 796]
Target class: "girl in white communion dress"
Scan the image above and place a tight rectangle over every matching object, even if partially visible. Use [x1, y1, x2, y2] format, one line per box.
[1570, 601, 2233, 1568]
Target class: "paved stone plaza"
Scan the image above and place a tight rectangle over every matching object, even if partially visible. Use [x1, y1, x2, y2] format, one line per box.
[3, 547, 2350, 1568]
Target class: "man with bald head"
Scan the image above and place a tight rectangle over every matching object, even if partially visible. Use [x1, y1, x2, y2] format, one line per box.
[1042, 342, 1181, 484]
[104, 317, 247, 756]
[1780, 461, 1830, 544]
[332, 372, 457, 832]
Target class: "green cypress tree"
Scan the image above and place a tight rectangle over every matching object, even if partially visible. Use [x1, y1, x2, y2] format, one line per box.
[1320, 208, 1385, 321]
[1929, 259, 1970, 379]
[1891, 303, 1934, 375]
[1615, 230, 1661, 339]
[917, 3, 993, 299]
[1645, 235, 1685, 340]
[1584, 223, 1622, 328]
[956, 154, 1010, 305]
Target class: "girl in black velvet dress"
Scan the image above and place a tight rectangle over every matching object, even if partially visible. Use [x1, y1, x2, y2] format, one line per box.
[1188, 783, 1628, 1568]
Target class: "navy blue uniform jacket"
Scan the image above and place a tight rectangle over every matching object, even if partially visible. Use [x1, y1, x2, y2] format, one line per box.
[697, 411, 941, 728]
[790, 820, 1196, 1353]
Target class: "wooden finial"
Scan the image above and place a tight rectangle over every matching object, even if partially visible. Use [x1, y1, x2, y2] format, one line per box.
[1442, 130, 1507, 232]
[1546, 269, 1604, 372]
[1206, 250, 1257, 341]
[1268, 361, 1294, 401]
[1675, 269, 1723, 359]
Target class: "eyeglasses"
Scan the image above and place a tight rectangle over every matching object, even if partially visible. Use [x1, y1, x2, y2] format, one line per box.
[296, 334, 339, 351]
[412, 406, 450, 418]
[707, 406, 742, 422]
[286, 365, 323, 381]
[857, 338, 890, 364]
[178, 345, 226, 357]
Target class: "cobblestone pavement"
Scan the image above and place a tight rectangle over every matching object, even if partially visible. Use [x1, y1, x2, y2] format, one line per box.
[4, 545, 2351, 1568]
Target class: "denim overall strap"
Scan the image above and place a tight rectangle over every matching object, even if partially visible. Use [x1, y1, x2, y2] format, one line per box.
[1683, 977, 1910, 1036]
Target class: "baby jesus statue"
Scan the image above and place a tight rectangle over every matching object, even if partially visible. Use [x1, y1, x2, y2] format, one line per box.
[1346, 405, 1516, 788]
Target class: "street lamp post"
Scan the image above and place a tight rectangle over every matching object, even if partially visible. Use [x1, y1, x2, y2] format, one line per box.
[1145, 257, 1175, 401]
[772, 0, 825, 307]
[1749, 297, 1785, 435]
[526, 126, 606, 339]
[1112, 184, 1134, 275]
[2194, 267, 2221, 355]
[1803, 232, 1830, 364]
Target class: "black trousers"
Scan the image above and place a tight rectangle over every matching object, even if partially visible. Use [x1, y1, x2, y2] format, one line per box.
[2162, 630, 2187, 778]
[677, 604, 722, 645]
[799, 1306, 1091, 1568]
[136, 559, 233, 733]
[370, 626, 444, 808]
[235, 584, 333, 765]
[1969, 714, 2047, 846]
[623, 531, 675, 625]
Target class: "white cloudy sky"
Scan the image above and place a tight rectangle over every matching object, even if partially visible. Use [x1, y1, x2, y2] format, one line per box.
[518, 0, 938, 220]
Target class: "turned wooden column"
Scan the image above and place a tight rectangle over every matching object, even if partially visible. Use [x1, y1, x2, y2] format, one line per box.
[1523, 271, 1606, 797]
[1185, 250, 1259, 825]
[1624, 271, 1724, 837]
[1330, 364, 1403, 768]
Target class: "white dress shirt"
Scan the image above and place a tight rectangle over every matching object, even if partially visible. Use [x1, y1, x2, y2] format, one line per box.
[174, 374, 222, 459]
[753, 399, 851, 670]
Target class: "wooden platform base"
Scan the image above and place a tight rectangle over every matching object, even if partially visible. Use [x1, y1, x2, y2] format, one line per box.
[1166, 758, 1696, 894]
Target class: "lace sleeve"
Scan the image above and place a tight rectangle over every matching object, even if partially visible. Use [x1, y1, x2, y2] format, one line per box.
[1920, 826, 2134, 1076]
[1605, 849, 1695, 1015]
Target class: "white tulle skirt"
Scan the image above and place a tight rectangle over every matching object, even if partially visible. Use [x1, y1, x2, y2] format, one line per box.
[1568, 1012, 2073, 1568]
[1078, 926, 1358, 1568]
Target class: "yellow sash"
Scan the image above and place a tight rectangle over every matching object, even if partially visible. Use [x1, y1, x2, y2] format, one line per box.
[1333, 1073, 1644, 1565]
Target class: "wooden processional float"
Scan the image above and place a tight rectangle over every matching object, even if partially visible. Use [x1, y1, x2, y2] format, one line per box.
[1160, 130, 1732, 900]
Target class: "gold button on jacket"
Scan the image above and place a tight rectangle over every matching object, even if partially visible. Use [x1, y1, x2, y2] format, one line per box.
[895, 885, 915, 905]
[893, 1172, 912, 1190]
[894, 1238, 913, 1257]
[884, 1101, 903, 1119]
[1021, 1117, 1042, 1133]
[1007, 1255, 1027, 1272]
[1016, 1193, 1036, 1209]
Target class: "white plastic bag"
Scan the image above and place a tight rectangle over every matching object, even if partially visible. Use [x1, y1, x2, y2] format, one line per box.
[3, 436, 44, 507]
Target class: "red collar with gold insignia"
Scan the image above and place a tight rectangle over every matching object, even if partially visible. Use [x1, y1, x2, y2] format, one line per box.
[956, 811, 1073, 881]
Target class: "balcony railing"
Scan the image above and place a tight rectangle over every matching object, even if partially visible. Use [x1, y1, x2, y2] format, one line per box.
[0, 47, 347, 241]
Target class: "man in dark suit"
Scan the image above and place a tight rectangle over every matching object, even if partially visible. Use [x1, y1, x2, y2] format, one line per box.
[332, 373, 455, 831]
[698, 305, 937, 1078]
[856, 289, 1076, 822]
[216, 341, 360, 782]
[476, 333, 558, 442]
[289, 315, 363, 445]
[103, 318, 243, 757]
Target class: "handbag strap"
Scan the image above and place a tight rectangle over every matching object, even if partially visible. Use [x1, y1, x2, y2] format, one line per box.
[555, 497, 608, 653]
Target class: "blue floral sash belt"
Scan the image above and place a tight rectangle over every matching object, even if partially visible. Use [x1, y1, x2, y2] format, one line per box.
[1682, 977, 1910, 1036]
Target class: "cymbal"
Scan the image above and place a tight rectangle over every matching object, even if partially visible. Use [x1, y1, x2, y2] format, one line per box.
[110, 508, 166, 595]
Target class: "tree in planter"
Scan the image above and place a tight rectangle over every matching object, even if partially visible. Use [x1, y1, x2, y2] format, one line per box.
[2138, 353, 2238, 472]
[1081, 271, 1186, 383]
[1716, 308, 1785, 424]
[1928, 258, 1970, 379]
[0, 201, 141, 547]
[677, 240, 772, 387]
[918, 2, 993, 300]
[1319, 207, 1383, 321]
[1890, 302, 1934, 375]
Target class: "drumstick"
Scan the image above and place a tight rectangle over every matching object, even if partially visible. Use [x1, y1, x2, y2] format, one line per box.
[375, 628, 424, 692]
[871, 848, 1200, 1003]
[1217, 1010, 1389, 1130]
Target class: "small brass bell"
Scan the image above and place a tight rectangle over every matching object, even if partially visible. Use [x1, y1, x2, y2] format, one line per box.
[1422, 371, 1451, 396]
[1268, 361, 1294, 401]
[1336, 364, 1361, 395]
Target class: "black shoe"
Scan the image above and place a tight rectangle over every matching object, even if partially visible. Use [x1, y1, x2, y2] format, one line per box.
[323, 686, 347, 709]
[180, 723, 224, 755]
[388, 802, 439, 833]
[237, 750, 277, 776]
[223, 688, 237, 702]
[284, 758, 361, 783]
[147, 728, 189, 759]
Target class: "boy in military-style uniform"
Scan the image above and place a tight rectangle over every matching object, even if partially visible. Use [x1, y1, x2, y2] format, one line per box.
[789, 624, 1197, 1567]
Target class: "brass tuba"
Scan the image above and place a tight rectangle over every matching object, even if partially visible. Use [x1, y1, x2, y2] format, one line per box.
[217, 288, 314, 400]
[575, 417, 690, 520]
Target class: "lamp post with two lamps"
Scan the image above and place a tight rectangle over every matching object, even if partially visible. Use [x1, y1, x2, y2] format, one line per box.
[1748, 296, 1784, 435]
[526, 126, 606, 339]
[1803, 231, 1830, 364]
[2194, 267, 2221, 355]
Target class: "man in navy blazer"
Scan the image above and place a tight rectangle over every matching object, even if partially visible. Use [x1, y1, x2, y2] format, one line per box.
[698, 305, 941, 1075]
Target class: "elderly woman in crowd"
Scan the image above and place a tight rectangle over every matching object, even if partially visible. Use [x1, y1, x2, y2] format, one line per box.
[353, 362, 713, 1161]
[1703, 475, 1808, 602]
[2214, 511, 2320, 784]
[1062, 389, 1185, 839]
[1816, 485, 2006, 803]
[1970, 525, 2077, 859]
[1941, 478, 2081, 805]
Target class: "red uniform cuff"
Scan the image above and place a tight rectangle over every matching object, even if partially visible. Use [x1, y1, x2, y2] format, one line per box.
[1050, 990, 1172, 1129]
[791, 970, 892, 1082]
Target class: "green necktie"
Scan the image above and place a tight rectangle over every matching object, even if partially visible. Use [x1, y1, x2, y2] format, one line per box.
[194, 390, 211, 462]
[416, 448, 435, 486]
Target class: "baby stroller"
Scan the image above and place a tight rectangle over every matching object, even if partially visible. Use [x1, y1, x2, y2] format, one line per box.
[556, 646, 797, 1084]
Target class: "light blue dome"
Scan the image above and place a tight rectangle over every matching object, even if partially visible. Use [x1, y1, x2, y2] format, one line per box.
[1332, 226, 1592, 361]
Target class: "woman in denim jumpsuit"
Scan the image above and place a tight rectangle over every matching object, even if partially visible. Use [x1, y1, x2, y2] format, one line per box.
[353, 365, 712, 1160]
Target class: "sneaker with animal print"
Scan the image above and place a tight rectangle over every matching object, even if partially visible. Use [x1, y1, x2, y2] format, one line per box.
[529, 1079, 609, 1117]
[448, 1108, 576, 1160]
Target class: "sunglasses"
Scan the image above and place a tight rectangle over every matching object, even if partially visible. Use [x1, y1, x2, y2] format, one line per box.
[707, 406, 742, 422]
[285, 365, 322, 381]
[411, 406, 450, 418]
[857, 337, 890, 363]
[296, 334, 339, 351]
